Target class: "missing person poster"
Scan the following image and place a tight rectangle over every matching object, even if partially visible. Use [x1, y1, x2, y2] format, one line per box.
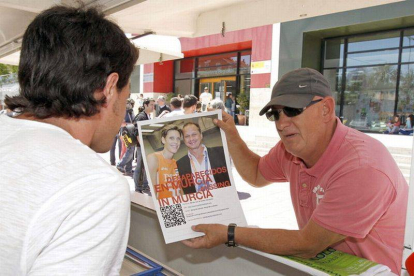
[137, 111, 247, 244]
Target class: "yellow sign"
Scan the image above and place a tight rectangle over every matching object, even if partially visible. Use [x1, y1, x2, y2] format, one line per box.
[251, 60, 271, 74]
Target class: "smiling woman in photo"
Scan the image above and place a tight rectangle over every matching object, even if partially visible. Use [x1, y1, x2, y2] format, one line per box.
[147, 125, 183, 199]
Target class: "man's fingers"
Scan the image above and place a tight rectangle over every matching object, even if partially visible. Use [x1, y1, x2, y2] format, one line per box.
[213, 119, 225, 130]
[221, 111, 232, 121]
[192, 224, 207, 233]
[213, 110, 234, 132]
[182, 237, 206, 249]
[181, 239, 197, 248]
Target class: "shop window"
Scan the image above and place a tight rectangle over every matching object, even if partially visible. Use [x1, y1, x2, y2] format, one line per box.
[323, 69, 342, 116]
[197, 52, 238, 78]
[175, 59, 195, 79]
[198, 52, 237, 68]
[347, 31, 400, 52]
[347, 49, 399, 67]
[398, 64, 414, 115]
[239, 51, 252, 74]
[197, 64, 237, 78]
[324, 39, 345, 68]
[174, 79, 194, 96]
[402, 48, 414, 63]
[403, 28, 414, 47]
[343, 66, 396, 131]
[240, 75, 250, 95]
[322, 28, 414, 133]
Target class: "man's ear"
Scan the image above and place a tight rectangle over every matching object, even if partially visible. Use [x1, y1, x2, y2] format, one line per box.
[102, 73, 120, 103]
[322, 97, 336, 122]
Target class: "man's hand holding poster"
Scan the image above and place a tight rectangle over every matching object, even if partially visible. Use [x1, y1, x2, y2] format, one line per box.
[137, 111, 247, 243]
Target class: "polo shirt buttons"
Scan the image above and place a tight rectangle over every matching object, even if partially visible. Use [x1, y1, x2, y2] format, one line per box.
[299, 177, 310, 207]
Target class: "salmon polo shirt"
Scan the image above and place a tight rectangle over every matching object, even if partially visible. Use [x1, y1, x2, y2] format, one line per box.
[258, 118, 408, 274]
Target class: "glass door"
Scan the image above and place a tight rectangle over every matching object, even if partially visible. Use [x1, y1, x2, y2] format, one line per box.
[199, 77, 236, 102]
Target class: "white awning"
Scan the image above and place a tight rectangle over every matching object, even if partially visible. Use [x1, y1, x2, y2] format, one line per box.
[109, 0, 403, 38]
[0, 51, 20, 66]
[0, 35, 184, 66]
[132, 34, 183, 65]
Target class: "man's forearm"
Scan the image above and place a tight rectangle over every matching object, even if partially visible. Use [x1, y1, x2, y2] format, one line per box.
[235, 227, 319, 258]
[184, 220, 345, 256]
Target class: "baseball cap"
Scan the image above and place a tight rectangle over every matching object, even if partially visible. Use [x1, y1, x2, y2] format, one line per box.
[259, 68, 332, 116]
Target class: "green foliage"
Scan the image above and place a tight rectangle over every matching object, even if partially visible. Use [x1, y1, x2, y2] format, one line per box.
[236, 93, 250, 114]
[0, 63, 18, 87]
[0, 63, 18, 75]
[166, 92, 177, 103]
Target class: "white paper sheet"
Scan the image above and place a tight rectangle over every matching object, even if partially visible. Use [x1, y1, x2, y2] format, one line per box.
[137, 110, 247, 243]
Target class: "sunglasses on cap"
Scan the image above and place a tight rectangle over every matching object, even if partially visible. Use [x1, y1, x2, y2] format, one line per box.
[265, 99, 323, 121]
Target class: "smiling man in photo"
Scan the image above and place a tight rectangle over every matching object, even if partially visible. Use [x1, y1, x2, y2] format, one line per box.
[176, 122, 230, 194]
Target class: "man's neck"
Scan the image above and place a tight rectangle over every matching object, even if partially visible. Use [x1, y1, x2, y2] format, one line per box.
[302, 119, 337, 168]
[184, 107, 193, 114]
[189, 145, 205, 161]
[16, 113, 96, 148]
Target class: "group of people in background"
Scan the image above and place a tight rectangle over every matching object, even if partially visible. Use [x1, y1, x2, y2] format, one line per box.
[385, 113, 414, 135]
[110, 90, 236, 193]
[111, 98, 154, 193]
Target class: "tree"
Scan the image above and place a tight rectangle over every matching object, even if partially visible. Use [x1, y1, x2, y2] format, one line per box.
[236, 92, 249, 114]
[0, 63, 18, 86]
[398, 67, 414, 113]
[0, 63, 18, 76]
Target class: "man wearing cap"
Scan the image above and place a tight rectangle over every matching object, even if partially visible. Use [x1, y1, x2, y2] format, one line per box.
[183, 68, 408, 274]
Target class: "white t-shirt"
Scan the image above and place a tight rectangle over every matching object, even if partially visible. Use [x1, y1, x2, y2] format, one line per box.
[187, 145, 216, 192]
[0, 113, 130, 276]
[164, 109, 184, 117]
[199, 92, 212, 104]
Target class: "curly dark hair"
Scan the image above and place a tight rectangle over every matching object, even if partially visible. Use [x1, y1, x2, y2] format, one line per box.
[183, 95, 198, 108]
[142, 98, 155, 108]
[5, 5, 138, 119]
[170, 97, 182, 109]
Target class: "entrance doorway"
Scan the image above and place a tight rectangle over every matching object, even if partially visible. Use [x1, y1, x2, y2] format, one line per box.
[199, 77, 236, 103]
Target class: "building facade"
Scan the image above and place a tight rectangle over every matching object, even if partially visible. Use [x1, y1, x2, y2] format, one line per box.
[279, 0, 414, 134]
[142, 25, 273, 127]
[141, 0, 414, 135]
